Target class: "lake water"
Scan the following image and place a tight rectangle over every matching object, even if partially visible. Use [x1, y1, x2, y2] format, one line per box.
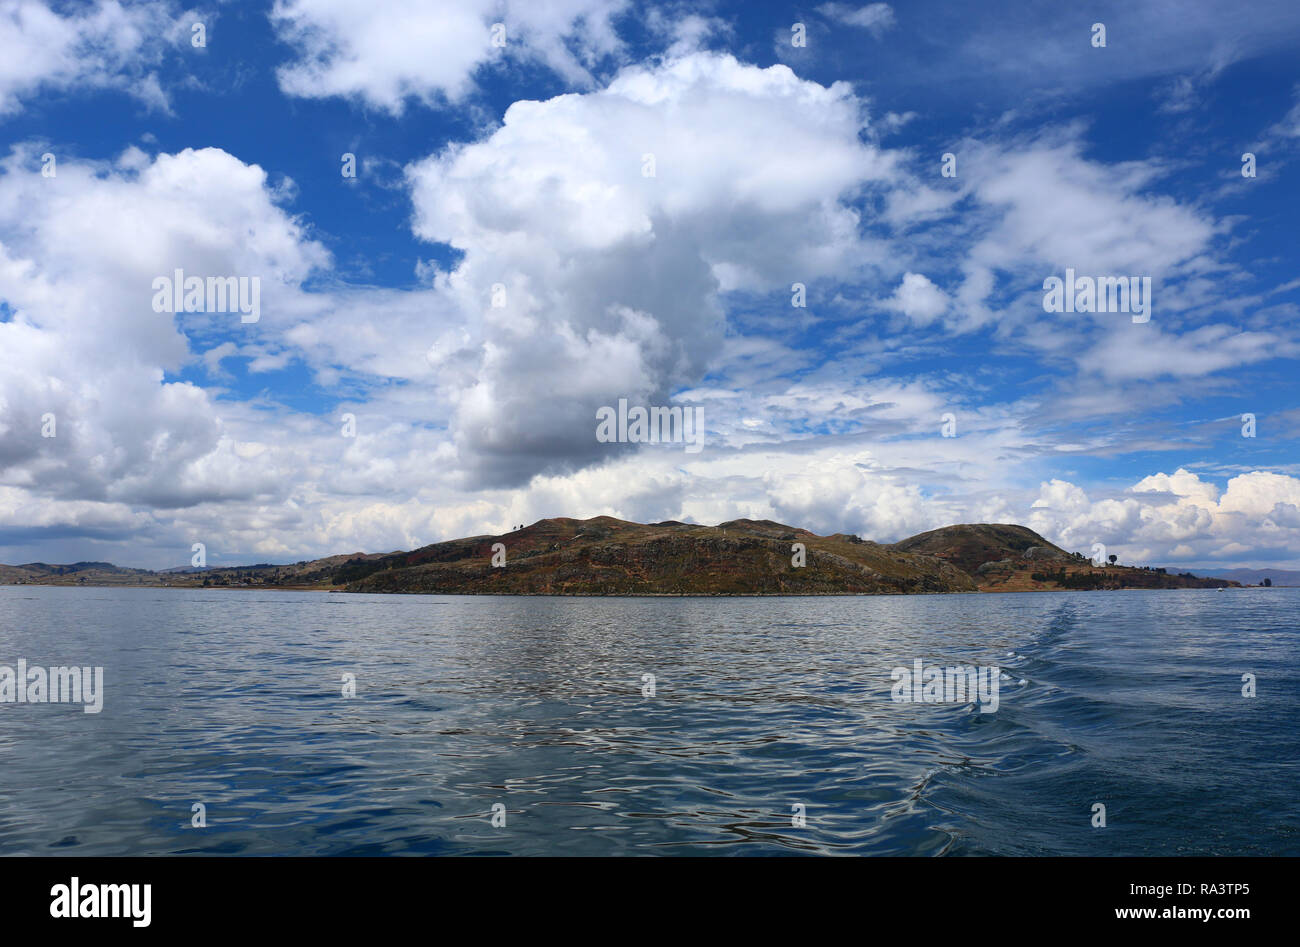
[0, 586, 1296, 856]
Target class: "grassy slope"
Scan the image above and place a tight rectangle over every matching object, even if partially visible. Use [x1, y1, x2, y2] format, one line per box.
[0, 519, 1239, 594]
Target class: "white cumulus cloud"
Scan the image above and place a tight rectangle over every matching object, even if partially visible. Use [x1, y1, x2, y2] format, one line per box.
[271, 0, 628, 112]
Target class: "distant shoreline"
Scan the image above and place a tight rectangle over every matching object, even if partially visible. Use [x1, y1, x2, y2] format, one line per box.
[2, 583, 1284, 596]
[0, 517, 1253, 595]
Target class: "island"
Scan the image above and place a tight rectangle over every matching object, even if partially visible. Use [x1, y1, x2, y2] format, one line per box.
[0, 519, 1239, 595]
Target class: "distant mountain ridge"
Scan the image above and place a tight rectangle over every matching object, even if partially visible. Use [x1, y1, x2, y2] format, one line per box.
[1185, 567, 1300, 587]
[0, 519, 1241, 595]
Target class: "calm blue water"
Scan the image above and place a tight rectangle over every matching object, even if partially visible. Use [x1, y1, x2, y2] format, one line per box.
[0, 586, 1296, 856]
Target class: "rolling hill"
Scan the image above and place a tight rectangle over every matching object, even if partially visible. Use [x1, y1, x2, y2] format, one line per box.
[0, 519, 1240, 595]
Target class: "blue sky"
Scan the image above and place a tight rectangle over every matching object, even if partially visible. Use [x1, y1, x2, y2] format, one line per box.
[1, 0, 1298, 570]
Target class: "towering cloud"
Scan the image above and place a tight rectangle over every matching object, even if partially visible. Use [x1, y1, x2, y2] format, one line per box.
[405, 52, 894, 484]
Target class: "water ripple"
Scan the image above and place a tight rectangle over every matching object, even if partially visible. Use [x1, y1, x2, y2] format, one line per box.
[0, 586, 1296, 855]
